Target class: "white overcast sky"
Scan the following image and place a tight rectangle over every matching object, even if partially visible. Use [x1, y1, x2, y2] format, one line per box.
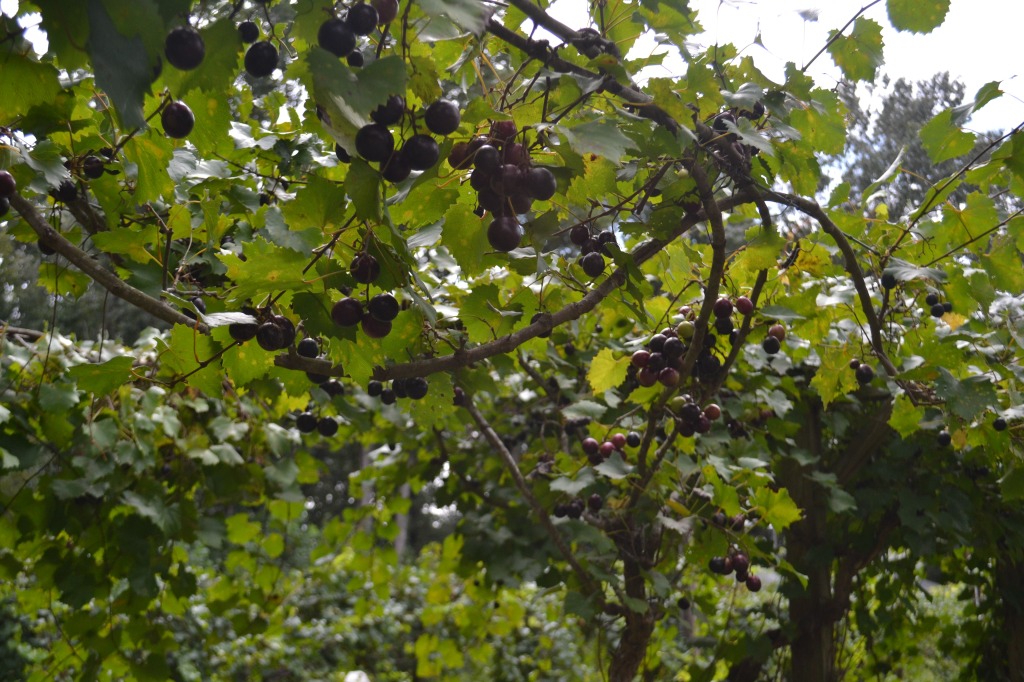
[547, 0, 1024, 133]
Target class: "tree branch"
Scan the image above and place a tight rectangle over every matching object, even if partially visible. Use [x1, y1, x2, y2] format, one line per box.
[8, 194, 208, 333]
[366, 190, 755, 382]
[505, 0, 620, 60]
[464, 395, 602, 597]
[484, 18, 681, 135]
[0, 324, 46, 341]
[763, 190, 898, 377]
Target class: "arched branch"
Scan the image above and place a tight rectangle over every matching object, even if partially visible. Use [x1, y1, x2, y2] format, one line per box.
[7, 194, 208, 334]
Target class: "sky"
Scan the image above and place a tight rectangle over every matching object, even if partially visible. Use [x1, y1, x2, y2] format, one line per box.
[545, 0, 1024, 133]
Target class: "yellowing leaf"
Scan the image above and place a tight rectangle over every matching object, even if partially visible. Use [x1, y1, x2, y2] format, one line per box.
[751, 487, 803, 530]
[587, 348, 630, 394]
[889, 393, 924, 438]
[943, 311, 967, 331]
[810, 346, 860, 408]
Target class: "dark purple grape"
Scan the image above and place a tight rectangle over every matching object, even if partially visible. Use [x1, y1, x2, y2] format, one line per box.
[161, 101, 195, 139]
[371, 95, 405, 125]
[525, 167, 556, 200]
[424, 100, 461, 135]
[346, 3, 379, 36]
[238, 21, 259, 43]
[487, 216, 522, 252]
[165, 26, 205, 71]
[350, 253, 380, 284]
[580, 252, 605, 278]
[361, 316, 392, 338]
[244, 41, 278, 78]
[355, 124, 394, 162]
[401, 134, 440, 170]
[332, 297, 363, 326]
[381, 153, 411, 183]
[297, 337, 319, 358]
[473, 145, 501, 173]
[318, 18, 356, 57]
[368, 293, 399, 322]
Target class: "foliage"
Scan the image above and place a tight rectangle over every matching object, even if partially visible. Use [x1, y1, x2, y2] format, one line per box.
[1, 0, 1023, 680]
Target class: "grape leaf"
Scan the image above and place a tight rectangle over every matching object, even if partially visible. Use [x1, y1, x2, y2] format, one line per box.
[887, 0, 950, 33]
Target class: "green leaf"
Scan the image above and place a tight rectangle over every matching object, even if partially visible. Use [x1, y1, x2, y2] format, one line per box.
[0, 52, 63, 122]
[593, 452, 633, 480]
[34, 0, 92, 70]
[346, 159, 382, 222]
[68, 356, 136, 395]
[124, 135, 175, 202]
[225, 513, 261, 545]
[309, 51, 407, 135]
[788, 91, 846, 155]
[550, 468, 596, 496]
[558, 120, 636, 164]
[920, 108, 977, 164]
[887, 0, 950, 33]
[38, 384, 80, 413]
[86, 0, 156, 129]
[122, 490, 180, 535]
[180, 87, 235, 154]
[1001, 467, 1024, 502]
[221, 238, 315, 301]
[562, 400, 607, 421]
[587, 348, 630, 394]
[564, 591, 599, 619]
[934, 369, 998, 421]
[262, 533, 285, 559]
[883, 257, 947, 284]
[281, 173, 349, 233]
[17, 139, 71, 187]
[161, 325, 223, 395]
[441, 204, 490, 277]
[734, 225, 787, 272]
[826, 17, 884, 82]
[419, 0, 494, 34]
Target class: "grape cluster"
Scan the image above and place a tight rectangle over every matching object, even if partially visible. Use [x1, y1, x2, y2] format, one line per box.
[366, 376, 429, 404]
[568, 225, 615, 278]
[580, 431, 639, 466]
[707, 546, 761, 592]
[848, 358, 875, 385]
[669, 395, 722, 438]
[553, 497, 586, 519]
[924, 291, 952, 319]
[227, 313, 298, 351]
[340, 93, 460, 183]
[330, 250, 403, 339]
[447, 121, 557, 253]
[296, 411, 340, 437]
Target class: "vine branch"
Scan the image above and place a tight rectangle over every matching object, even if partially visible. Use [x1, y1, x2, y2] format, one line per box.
[8, 194, 209, 333]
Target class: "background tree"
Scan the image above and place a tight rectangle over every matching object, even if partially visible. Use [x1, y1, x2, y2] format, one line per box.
[1, 1, 1023, 681]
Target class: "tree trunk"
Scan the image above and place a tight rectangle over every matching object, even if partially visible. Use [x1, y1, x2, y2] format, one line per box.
[996, 557, 1024, 675]
[608, 612, 655, 682]
[608, 543, 656, 681]
[778, 399, 838, 682]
